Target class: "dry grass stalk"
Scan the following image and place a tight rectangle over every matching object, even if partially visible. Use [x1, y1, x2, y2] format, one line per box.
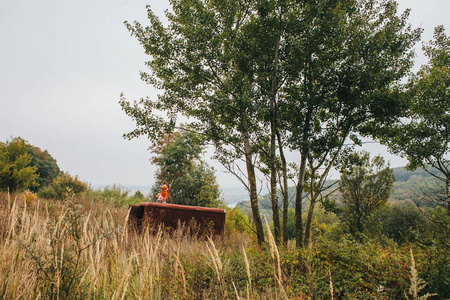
[407, 248, 436, 300]
[232, 281, 241, 299]
[264, 217, 282, 281]
[329, 266, 334, 300]
[264, 217, 288, 299]
[206, 236, 223, 282]
[242, 245, 252, 292]
[174, 247, 187, 297]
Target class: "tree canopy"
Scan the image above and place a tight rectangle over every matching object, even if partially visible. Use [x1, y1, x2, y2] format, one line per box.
[28, 145, 61, 192]
[121, 0, 421, 246]
[377, 25, 450, 214]
[0, 137, 38, 192]
[339, 151, 395, 236]
[150, 129, 223, 208]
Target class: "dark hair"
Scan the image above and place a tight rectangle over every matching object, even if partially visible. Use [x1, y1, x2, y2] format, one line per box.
[163, 180, 167, 185]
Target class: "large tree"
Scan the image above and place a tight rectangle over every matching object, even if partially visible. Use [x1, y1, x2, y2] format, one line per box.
[121, 0, 420, 247]
[378, 25, 450, 215]
[121, 0, 269, 244]
[0, 137, 38, 192]
[278, 0, 420, 246]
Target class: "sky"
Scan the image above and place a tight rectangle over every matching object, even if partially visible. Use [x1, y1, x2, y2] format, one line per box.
[1, 0, 449, 196]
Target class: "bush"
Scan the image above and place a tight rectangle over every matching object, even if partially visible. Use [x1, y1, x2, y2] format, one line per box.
[87, 184, 147, 207]
[225, 207, 254, 234]
[38, 173, 87, 199]
[380, 202, 427, 243]
[21, 190, 38, 206]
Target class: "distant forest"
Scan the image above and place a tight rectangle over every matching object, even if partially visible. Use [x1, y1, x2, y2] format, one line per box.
[237, 166, 443, 217]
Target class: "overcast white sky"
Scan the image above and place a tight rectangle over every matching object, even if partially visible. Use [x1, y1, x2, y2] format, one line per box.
[1, 0, 449, 192]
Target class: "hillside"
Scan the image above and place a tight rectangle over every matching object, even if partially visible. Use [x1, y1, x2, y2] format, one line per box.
[236, 166, 443, 216]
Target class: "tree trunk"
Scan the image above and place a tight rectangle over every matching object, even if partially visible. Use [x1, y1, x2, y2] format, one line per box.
[277, 130, 289, 244]
[446, 176, 449, 216]
[269, 5, 283, 245]
[303, 196, 316, 246]
[241, 112, 265, 245]
[295, 101, 313, 248]
[270, 135, 280, 244]
[295, 154, 307, 248]
[303, 170, 316, 246]
[270, 110, 280, 243]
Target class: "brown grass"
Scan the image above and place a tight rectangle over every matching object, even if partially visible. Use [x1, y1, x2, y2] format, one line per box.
[0, 191, 279, 299]
[1, 191, 439, 299]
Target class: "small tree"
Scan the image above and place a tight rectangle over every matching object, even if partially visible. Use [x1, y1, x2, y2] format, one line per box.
[339, 151, 395, 236]
[150, 129, 223, 207]
[0, 137, 38, 192]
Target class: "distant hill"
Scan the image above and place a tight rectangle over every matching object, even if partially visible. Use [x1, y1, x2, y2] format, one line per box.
[235, 166, 443, 216]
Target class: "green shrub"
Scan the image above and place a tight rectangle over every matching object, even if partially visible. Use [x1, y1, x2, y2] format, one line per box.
[88, 184, 146, 207]
[380, 202, 427, 243]
[225, 207, 254, 234]
[38, 173, 87, 199]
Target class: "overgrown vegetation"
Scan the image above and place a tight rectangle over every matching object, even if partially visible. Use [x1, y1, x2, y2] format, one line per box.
[1, 190, 448, 299]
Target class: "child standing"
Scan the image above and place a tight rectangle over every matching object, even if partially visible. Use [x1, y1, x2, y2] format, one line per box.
[160, 180, 168, 202]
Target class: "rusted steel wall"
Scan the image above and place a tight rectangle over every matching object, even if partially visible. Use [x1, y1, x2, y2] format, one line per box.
[128, 202, 226, 235]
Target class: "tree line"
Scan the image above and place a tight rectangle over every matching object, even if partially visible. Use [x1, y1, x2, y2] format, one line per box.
[0, 137, 87, 199]
[119, 0, 448, 248]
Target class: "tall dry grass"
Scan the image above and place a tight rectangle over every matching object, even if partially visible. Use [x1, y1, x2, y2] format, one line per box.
[0, 191, 288, 299]
[1, 191, 439, 299]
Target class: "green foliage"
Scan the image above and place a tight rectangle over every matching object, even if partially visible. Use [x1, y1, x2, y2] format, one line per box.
[28, 145, 60, 192]
[2, 190, 448, 299]
[377, 25, 450, 214]
[121, 0, 421, 247]
[225, 207, 254, 234]
[97, 184, 131, 206]
[38, 173, 88, 200]
[150, 130, 224, 207]
[339, 151, 395, 236]
[399, 25, 450, 171]
[413, 210, 450, 298]
[0, 137, 38, 192]
[378, 203, 427, 243]
[92, 184, 147, 206]
[0, 136, 61, 193]
[133, 190, 144, 201]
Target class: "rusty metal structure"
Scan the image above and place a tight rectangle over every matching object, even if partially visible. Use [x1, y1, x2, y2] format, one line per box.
[128, 202, 226, 235]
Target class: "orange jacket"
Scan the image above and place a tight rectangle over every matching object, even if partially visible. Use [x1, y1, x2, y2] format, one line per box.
[161, 184, 168, 199]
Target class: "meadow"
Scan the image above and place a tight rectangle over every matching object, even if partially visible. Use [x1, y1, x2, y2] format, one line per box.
[0, 191, 448, 299]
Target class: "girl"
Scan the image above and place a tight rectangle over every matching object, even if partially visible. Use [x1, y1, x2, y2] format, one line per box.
[160, 180, 168, 202]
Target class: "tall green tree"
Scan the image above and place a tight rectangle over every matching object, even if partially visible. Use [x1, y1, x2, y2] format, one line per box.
[278, 0, 420, 246]
[339, 151, 395, 236]
[0, 137, 38, 192]
[121, 0, 420, 247]
[28, 145, 61, 192]
[120, 0, 268, 244]
[150, 129, 223, 207]
[378, 25, 450, 215]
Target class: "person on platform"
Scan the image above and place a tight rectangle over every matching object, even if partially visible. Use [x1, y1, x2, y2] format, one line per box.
[160, 180, 168, 202]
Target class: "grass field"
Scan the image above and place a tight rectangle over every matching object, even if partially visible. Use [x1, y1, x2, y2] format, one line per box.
[0, 191, 447, 299]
